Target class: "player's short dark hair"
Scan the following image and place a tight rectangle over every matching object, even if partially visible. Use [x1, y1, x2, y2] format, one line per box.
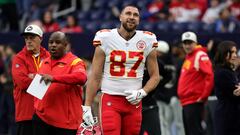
[121, 4, 140, 14]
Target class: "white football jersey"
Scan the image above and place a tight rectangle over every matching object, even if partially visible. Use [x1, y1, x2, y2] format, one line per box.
[93, 28, 158, 96]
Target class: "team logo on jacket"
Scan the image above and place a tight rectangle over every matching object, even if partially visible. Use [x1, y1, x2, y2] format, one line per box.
[182, 60, 191, 70]
[136, 40, 146, 50]
[15, 64, 20, 68]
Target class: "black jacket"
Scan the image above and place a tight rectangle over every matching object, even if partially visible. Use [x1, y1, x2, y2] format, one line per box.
[214, 66, 240, 135]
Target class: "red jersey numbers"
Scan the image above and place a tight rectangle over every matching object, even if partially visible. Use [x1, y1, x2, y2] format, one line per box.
[110, 50, 143, 77]
[127, 51, 143, 77]
[110, 50, 126, 77]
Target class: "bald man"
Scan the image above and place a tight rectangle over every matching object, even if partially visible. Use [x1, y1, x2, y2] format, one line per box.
[32, 31, 87, 135]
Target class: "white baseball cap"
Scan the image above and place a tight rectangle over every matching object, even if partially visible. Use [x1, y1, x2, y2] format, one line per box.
[156, 40, 169, 54]
[181, 31, 197, 43]
[21, 24, 43, 37]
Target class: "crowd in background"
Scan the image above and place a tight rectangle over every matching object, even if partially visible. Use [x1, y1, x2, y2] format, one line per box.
[0, 0, 240, 33]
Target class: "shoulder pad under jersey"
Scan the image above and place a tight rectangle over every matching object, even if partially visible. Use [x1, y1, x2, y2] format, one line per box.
[141, 30, 157, 39]
[95, 29, 112, 36]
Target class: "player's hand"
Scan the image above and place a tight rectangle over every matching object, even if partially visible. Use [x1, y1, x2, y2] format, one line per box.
[124, 89, 147, 105]
[82, 105, 94, 126]
[40, 74, 53, 85]
[233, 84, 240, 96]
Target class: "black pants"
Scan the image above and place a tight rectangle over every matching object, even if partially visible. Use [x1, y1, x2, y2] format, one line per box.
[140, 106, 161, 135]
[183, 103, 204, 135]
[32, 114, 77, 135]
[16, 120, 33, 135]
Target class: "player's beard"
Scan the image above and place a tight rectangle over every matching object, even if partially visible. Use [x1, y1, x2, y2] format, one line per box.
[122, 22, 137, 32]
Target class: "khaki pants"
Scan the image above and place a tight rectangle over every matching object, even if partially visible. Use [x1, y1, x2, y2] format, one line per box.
[157, 97, 185, 135]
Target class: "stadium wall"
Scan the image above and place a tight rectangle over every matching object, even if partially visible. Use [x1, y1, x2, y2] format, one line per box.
[0, 32, 239, 58]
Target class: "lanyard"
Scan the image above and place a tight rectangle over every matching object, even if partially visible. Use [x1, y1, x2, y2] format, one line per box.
[32, 55, 40, 71]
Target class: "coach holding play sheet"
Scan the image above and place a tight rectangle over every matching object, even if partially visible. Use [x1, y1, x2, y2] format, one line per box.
[12, 24, 49, 135]
[32, 31, 87, 135]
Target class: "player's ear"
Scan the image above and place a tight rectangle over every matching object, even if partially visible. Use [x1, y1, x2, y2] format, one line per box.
[119, 14, 122, 22]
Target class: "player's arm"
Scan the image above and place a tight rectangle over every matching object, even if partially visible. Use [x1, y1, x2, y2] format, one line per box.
[82, 46, 105, 125]
[143, 49, 160, 93]
[84, 46, 105, 106]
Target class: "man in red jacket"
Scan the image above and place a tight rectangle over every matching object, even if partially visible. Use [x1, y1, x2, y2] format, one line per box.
[177, 31, 214, 135]
[32, 31, 87, 135]
[11, 24, 50, 135]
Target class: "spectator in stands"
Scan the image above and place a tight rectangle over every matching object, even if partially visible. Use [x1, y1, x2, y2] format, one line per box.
[41, 10, 60, 32]
[0, 45, 16, 135]
[16, 0, 32, 18]
[214, 40, 240, 135]
[168, 0, 183, 22]
[0, 0, 19, 31]
[178, 31, 214, 135]
[146, 0, 169, 22]
[215, 7, 238, 33]
[183, 0, 207, 18]
[32, 31, 87, 135]
[202, 0, 228, 24]
[229, 0, 240, 21]
[11, 24, 49, 135]
[168, 0, 201, 22]
[30, 0, 58, 21]
[61, 14, 83, 33]
[79, 0, 93, 11]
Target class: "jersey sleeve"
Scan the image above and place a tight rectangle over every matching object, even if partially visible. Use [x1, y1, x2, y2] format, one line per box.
[144, 31, 158, 56]
[93, 29, 111, 53]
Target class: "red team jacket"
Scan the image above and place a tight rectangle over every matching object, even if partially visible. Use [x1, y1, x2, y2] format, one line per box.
[34, 52, 87, 129]
[177, 45, 214, 106]
[12, 46, 49, 122]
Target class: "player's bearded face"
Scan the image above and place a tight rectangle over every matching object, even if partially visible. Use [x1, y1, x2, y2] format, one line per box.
[122, 19, 138, 32]
[121, 6, 140, 32]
